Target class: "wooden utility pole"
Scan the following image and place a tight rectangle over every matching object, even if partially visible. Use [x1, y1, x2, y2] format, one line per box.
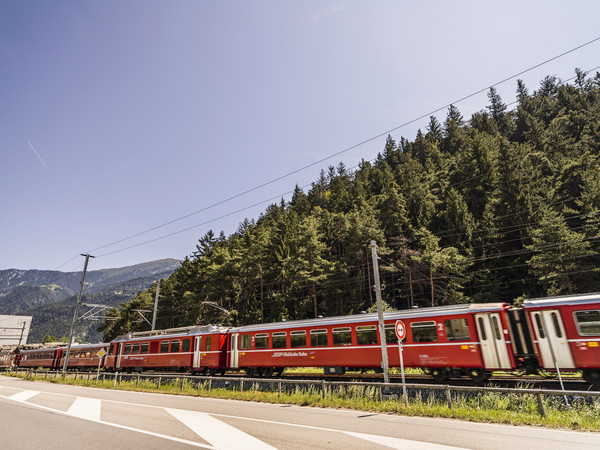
[370, 240, 390, 385]
[62, 253, 94, 375]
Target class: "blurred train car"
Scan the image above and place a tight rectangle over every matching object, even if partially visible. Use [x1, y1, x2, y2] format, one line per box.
[523, 293, 600, 384]
[105, 325, 229, 374]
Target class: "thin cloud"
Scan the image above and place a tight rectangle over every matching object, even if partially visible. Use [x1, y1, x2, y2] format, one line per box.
[26, 140, 50, 172]
[309, 4, 346, 25]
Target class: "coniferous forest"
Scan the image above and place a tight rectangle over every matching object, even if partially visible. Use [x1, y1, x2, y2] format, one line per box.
[100, 71, 600, 341]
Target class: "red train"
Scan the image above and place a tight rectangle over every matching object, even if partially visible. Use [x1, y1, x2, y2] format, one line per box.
[4, 293, 600, 385]
[17, 343, 109, 371]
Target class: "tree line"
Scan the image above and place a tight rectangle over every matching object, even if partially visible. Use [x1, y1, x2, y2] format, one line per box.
[100, 69, 600, 341]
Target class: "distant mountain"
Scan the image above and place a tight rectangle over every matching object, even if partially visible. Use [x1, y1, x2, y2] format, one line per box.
[0, 259, 181, 343]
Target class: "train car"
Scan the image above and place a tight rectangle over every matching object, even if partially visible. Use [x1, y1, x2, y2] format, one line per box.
[0, 348, 17, 370]
[59, 343, 109, 371]
[105, 325, 229, 374]
[523, 293, 600, 384]
[19, 346, 63, 370]
[228, 303, 518, 381]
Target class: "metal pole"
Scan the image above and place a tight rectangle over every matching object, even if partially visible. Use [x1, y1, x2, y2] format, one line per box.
[371, 241, 390, 385]
[17, 321, 26, 348]
[152, 279, 160, 331]
[62, 253, 94, 375]
[398, 338, 407, 406]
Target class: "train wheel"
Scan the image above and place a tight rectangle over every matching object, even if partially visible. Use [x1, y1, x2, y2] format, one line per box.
[245, 368, 258, 377]
[274, 368, 284, 377]
[468, 368, 490, 383]
[583, 369, 600, 386]
[260, 367, 274, 377]
[431, 368, 449, 382]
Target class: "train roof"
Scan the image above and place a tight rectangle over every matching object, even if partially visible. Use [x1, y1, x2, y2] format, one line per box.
[523, 292, 600, 308]
[113, 324, 228, 343]
[229, 302, 509, 333]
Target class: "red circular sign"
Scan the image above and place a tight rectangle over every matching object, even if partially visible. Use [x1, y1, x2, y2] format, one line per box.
[395, 320, 406, 340]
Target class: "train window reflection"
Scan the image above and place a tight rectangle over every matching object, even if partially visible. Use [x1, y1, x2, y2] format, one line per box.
[272, 332, 287, 348]
[255, 333, 268, 349]
[411, 321, 438, 343]
[160, 340, 169, 353]
[574, 310, 600, 336]
[205, 336, 212, 351]
[310, 329, 328, 347]
[492, 316, 502, 340]
[141, 342, 149, 354]
[356, 326, 377, 345]
[332, 327, 352, 346]
[291, 331, 307, 348]
[240, 334, 251, 350]
[444, 319, 471, 341]
[182, 339, 191, 352]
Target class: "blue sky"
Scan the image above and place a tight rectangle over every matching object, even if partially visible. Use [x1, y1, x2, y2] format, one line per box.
[2, 1, 599, 271]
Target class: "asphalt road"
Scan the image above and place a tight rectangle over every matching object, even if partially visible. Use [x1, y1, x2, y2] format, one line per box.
[0, 375, 598, 449]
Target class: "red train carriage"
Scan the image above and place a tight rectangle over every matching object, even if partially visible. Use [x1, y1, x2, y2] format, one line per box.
[0, 348, 17, 370]
[523, 293, 600, 384]
[228, 303, 518, 381]
[60, 343, 109, 371]
[105, 325, 228, 374]
[19, 347, 63, 370]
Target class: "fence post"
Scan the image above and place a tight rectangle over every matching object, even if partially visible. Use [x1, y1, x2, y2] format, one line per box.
[445, 386, 452, 408]
[87, 372, 91, 382]
[181, 377, 185, 390]
[113, 373, 117, 387]
[157, 376, 162, 389]
[208, 378, 212, 392]
[240, 379, 244, 392]
[278, 381, 282, 397]
[537, 393, 546, 417]
[136, 375, 140, 386]
[322, 381, 326, 399]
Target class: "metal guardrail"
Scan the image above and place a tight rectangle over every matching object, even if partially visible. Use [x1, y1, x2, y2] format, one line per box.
[10, 369, 600, 418]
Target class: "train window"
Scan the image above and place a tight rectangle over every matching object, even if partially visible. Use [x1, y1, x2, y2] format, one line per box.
[160, 340, 169, 353]
[132, 343, 140, 354]
[550, 312, 562, 338]
[444, 319, 470, 341]
[141, 342, 149, 354]
[477, 317, 487, 340]
[240, 334, 251, 350]
[272, 332, 287, 348]
[534, 314, 545, 339]
[384, 324, 399, 344]
[171, 340, 181, 352]
[109, 345, 114, 355]
[574, 310, 600, 336]
[310, 329, 328, 347]
[255, 333, 268, 349]
[182, 339, 191, 352]
[333, 327, 352, 346]
[205, 336, 212, 351]
[356, 326, 377, 345]
[290, 331, 307, 348]
[124, 344, 132, 355]
[86, 351, 91, 357]
[492, 316, 502, 340]
[411, 321, 438, 343]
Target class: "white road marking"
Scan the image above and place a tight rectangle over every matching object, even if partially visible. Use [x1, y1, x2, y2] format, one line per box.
[8, 389, 39, 402]
[345, 431, 466, 449]
[166, 408, 277, 450]
[67, 396, 102, 421]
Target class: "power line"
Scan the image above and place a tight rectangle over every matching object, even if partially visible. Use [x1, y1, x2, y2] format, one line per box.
[86, 37, 600, 258]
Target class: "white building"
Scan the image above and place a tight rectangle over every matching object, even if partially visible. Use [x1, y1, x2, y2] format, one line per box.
[0, 315, 32, 347]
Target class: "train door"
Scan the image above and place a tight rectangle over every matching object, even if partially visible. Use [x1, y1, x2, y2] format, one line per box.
[230, 333, 239, 369]
[530, 310, 575, 369]
[475, 313, 512, 369]
[116, 343, 123, 370]
[192, 336, 202, 369]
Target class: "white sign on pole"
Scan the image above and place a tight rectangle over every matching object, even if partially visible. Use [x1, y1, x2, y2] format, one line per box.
[395, 320, 408, 405]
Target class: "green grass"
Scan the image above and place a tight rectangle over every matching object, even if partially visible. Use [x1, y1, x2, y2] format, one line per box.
[5, 371, 599, 432]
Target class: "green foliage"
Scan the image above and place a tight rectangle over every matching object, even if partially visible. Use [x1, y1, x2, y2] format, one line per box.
[102, 70, 600, 338]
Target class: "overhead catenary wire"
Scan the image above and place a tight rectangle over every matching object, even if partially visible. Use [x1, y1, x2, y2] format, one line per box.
[84, 37, 600, 259]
